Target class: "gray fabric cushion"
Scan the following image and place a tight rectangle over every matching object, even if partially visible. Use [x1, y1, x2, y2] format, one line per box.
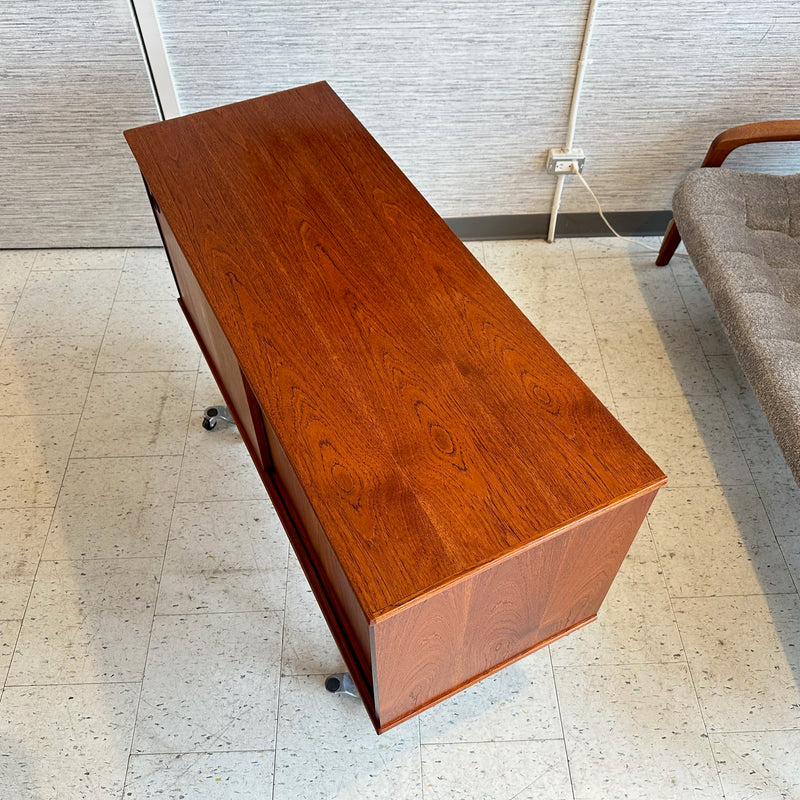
[673, 167, 800, 486]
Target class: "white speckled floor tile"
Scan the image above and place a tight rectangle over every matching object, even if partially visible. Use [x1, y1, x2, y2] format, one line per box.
[0, 619, 21, 686]
[707, 354, 772, 438]
[615, 395, 753, 487]
[0, 414, 79, 507]
[0, 682, 138, 799]
[3, 238, 799, 799]
[7, 557, 160, 685]
[647, 486, 794, 597]
[738, 435, 800, 537]
[596, 319, 716, 399]
[532, 313, 602, 367]
[550, 526, 684, 666]
[157, 500, 288, 614]
[125, 751, 275, 799]
[117, 248, 177, 302]
[192, 359, 220, 411]
[674, 594, 800, 732]
[72, 371, 195, 458]
[480, 242, 601, 365]
[570, 236, 662, 259]
[419, 647, 560, 743]
[492, 262, 586, 316]
[508, 262, 587, 319]
[486, 240, 596, 350]
[0, 303, 15, 340]
[0, 508, 51, 617]
[7, 269, 120, 338]
[420, 739, 572, 800]
[96, 301, 200, 372]
[778, 536, 800, 592]
[0, 335, 101, 415]
[281, 554, 346, 676]
[43, 456, 181, 560]
[32, 248, 127, 271]
[710, 730, 800, 800]
[579, 254, 689, 323]
[483, 238, 577, 272]
[678, 280, 735, 357]
[555, 662, 722, 800]
[0, 250, 36, 304]
[273, 674, 421, 800]
[483, 242, 583, 296]
[133, 611, 282, 753]
[176, 410, 268, 502]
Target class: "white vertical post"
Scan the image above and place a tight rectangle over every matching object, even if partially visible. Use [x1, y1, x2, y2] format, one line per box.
[129, 0, 181, 119]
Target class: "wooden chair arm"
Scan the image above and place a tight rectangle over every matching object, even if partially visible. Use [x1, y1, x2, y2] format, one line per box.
[657, 119, 800, 265]
[701, 119, 800, 167]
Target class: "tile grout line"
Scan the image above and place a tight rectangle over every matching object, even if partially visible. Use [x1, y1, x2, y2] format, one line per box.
[417, 716, 425, 800]
[419, 736, 568, 747]
[575, 249, 726, 796]
[680, 273, 800, 597]
[55, 260, 126, 470]
[0, 250, 37, 349]
[121, 455, 188, 790]
[648, 509, 725, 791]
[11, 259, 130, 676]
[111, 246, 179, 797]
[548, 646, 578, 800]
[271, 543, 292, 800]
[568, 240, 619, 419]
[0, 505, 56, 701]
[636, 262, 726, 789]
[5, 679, 144, 690]
[0, 244, 91, 688]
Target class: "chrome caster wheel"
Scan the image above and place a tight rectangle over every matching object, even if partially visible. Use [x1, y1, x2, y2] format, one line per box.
[202, 405, 234, 430]
[324, 672, 358, 697]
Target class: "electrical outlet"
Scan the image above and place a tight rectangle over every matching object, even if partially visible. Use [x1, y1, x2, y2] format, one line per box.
[546, 147, 585, 175]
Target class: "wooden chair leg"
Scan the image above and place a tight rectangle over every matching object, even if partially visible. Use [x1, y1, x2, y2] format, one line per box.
[656, 218, 681, 266]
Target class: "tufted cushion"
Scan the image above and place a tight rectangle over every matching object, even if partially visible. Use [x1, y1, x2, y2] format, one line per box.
[673, 167, 800, 486]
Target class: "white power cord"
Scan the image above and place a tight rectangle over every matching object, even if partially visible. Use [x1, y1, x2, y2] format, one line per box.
[568, 162, 689, 258]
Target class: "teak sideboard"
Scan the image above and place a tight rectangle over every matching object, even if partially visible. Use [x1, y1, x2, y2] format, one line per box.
[125, 82, 667, 734]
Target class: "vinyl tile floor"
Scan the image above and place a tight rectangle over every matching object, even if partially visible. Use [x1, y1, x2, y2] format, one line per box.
[1, 239, 799, 799]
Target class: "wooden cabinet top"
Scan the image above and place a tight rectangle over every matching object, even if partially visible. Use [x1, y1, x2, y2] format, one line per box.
[125, 82, 666, 622]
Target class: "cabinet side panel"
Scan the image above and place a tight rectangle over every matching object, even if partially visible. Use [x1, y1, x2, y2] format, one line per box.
[263, 420, 374, 698]
[156, 207, 271, 471]
[152, 200, 377, 724]
[372, 490, 657, 729]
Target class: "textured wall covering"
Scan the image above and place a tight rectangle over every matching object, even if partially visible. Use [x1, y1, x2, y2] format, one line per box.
[561, 0, 800, 213]
[152, 0, 589, 219]
[3, 1, 800, 246]
[0, 2, 161, 248]
[151, 0, 800, 224]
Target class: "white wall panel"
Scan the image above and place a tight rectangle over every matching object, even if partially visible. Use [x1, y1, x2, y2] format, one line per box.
[561, 0, 800, 213]
[152, 0, 588, 218]
[0, 2, 161, 248]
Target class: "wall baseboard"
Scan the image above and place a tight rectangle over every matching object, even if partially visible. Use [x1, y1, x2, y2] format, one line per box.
[445, 211, 672, 241]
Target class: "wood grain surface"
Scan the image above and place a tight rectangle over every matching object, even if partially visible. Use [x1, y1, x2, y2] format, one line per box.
[372, 489, 659, 727]
[125, 82, 666, 622]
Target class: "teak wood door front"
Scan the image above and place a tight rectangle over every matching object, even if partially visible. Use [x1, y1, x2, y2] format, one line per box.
[125, 82, 667, 733]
